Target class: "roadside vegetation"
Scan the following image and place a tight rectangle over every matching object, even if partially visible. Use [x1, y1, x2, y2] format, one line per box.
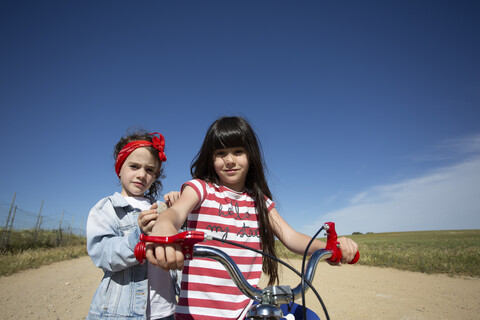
[276, 229, 480, 277]
[1, 229, 479, 277]
[0, 228, 87, 276]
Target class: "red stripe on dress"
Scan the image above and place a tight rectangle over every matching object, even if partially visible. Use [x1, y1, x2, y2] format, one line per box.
[203, 238, 261, 248]
[192, 219, 259, 230]
[175, 312, 239, 320]
[192, 223, 261, 239]
[185, 266, 262, 280]
[189, 209, 259, 223]
[178, 296, 250, 309]
[188, 256, 262, 267]
[181, 281, 259, 294]
[187, 217, 260, 233]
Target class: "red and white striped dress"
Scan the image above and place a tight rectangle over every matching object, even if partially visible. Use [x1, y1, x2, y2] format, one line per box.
[176, 179, 275, 320]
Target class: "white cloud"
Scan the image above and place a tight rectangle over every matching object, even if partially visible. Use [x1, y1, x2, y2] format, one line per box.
[304, 134, 480, 235]
[410, 132, 480, 163]
[350, 191, 368, 204]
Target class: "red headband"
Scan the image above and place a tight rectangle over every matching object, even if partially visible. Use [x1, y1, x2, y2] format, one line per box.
[115, 132, 167, 177]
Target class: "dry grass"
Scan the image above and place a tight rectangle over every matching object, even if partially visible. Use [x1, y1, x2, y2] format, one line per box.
[0, 228, 87, 276]
[0, 245, 87, 276]
[276, 229, 480, 277]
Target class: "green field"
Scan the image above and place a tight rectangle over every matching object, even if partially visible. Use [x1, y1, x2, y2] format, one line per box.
[276, 229, 480, 277]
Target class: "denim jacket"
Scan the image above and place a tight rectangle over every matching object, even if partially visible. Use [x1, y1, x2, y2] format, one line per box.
[86, 192, 150, 319]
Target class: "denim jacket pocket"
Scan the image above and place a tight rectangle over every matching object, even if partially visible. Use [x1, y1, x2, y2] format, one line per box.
[118, 222, 137, 237]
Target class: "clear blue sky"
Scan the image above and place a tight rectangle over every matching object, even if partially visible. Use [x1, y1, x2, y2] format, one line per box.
[1, 1, 479, 236]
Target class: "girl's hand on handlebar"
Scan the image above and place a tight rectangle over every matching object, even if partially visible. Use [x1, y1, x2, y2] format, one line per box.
[138, 203, 159, 235]
[337, 237, 358, 265]
[146, 242, 185, 271]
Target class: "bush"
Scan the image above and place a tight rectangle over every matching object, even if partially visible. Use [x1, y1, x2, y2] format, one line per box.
[1, 228, 86, 253]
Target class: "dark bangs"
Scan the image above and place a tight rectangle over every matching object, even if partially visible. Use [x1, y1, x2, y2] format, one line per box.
[191, 116, 261, 183]
[211, 118, 248, 151]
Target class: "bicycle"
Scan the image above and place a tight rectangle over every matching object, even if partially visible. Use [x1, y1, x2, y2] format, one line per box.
[135, 222, 359, 320]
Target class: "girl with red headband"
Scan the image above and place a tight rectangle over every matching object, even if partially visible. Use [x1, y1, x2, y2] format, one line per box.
[86, 129, 179, 320]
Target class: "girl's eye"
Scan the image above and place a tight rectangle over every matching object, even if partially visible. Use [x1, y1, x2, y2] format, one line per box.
[232, 148, 246, 155]
[215, 150, 227, 157]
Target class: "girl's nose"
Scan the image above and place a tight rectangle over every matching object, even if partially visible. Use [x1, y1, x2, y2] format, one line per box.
[138, 168, 147, 178]
[223, 153, 235, 165]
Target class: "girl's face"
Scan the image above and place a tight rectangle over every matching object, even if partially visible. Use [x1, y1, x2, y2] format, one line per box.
[213, 147, 249, 192]
[119, 147, 159, 197]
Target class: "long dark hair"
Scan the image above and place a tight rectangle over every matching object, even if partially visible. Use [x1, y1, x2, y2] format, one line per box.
[191, 116, 279, 285]
[114, 129, 165, 199]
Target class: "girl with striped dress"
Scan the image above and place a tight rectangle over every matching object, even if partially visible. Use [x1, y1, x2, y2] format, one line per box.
[146, 116, 358, 320]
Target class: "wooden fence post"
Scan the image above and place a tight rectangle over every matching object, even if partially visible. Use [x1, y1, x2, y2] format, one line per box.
[4, 205, 17, 250]
[33, 200, 43, 243]
[1, 192, 16, 249]
[57, 210, 64, 246]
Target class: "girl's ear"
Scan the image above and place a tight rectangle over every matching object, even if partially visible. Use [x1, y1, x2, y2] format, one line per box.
[155, 162, 162, 177]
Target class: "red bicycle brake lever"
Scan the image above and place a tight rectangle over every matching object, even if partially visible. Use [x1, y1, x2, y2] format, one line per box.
[134, 231, 206, 263]
[325, 222, 360, 264]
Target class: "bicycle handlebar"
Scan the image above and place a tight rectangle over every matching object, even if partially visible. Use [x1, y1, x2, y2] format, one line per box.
[134, 222, 359, 304]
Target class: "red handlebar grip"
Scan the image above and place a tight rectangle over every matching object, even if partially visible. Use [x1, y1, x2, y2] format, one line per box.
[134, 241, 146, 264]
[134, 231, 206, 263]
[325, 222, 360, 264]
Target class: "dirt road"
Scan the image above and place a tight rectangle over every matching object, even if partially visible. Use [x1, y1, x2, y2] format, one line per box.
[0, 256, 479, 319]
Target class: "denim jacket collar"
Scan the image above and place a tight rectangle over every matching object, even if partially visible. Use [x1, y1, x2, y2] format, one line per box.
[110, 192, 130, 208]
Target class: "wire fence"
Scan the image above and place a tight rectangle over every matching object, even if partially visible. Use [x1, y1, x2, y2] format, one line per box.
[0, 193, 85, 251]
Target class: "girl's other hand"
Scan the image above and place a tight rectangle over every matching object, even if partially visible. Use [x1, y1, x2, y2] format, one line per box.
[146, 242, 185, 271]
[164, 191, 180, 207]
[138, 203, 159, 235]
[337, 237, 359, 265]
